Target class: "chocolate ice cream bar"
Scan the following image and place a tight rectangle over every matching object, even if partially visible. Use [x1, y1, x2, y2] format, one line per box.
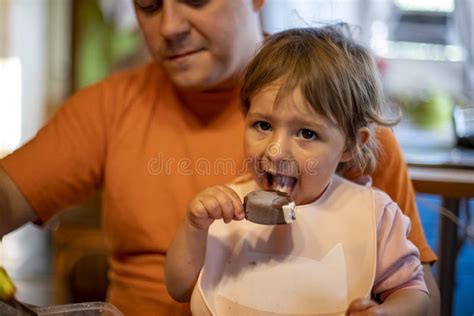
[243, 190, 296, 225]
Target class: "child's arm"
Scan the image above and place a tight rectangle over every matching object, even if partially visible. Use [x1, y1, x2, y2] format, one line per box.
[347, 289, 428, 315]
[165, 185, 245, 302]
[381, 289, 429, 314]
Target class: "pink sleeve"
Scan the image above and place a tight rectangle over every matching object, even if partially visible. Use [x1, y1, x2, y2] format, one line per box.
[372, 190, 428, 300]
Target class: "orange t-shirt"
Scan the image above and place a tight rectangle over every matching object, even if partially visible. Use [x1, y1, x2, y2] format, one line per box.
[0, 63, 436, 315]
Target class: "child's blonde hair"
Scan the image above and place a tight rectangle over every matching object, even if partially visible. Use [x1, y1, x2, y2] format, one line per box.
[241, 24, 397, 174]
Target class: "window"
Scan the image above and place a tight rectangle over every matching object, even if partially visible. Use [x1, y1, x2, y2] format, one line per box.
[261, 0, 470, 98]
[379, 0, 463, 61]
[0, 58, 22, 158]
[262, 0, 464, 61]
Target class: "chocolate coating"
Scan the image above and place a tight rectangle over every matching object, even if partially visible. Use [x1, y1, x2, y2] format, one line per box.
[243, 190, 296, 225]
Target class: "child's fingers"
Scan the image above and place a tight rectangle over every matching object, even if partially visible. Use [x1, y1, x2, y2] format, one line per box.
[187, 185, 244, 229]
[188, 198, 207, 218]
[209, 186, 238, 223]
[187, 198, 215, 229]
[214, 186, 245, 220]
[200, 195, 224, 220]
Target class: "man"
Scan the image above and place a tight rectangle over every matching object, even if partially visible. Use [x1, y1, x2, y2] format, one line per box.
[0, 0, 438, 315]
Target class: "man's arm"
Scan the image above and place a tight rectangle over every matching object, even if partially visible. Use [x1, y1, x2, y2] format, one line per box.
[0, 167, 37, 237]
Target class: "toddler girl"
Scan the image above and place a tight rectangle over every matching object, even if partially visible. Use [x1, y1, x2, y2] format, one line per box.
[165, 24, 428, 315]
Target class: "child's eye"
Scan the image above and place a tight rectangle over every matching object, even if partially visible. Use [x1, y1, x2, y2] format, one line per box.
[297, 128, 317, 140]
[134, 0, 162, 14]
[254, 121, 272, 132]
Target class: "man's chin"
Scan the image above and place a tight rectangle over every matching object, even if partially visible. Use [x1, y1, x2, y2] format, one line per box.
[163, 68, 205, 90]
[168, 73, 227, 93]
[162, 61, 233, 92]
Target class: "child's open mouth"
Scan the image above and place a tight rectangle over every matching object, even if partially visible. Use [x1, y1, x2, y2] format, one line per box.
[264, 171, 297, 194]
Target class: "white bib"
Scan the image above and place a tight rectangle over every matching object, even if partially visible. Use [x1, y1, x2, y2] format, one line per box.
[191, 175, 376, 316]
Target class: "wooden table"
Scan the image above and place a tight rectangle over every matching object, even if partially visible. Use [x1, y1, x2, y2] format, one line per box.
[406, 151, 474, 316]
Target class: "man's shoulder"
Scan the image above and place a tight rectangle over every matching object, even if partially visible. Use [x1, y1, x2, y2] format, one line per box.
[65, 63, 171, 129]
[374, 126, 402, 164]
[91, 62, 171, 113]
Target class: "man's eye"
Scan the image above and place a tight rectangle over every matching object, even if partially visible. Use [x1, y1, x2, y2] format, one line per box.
[255, 121, 272, 132]
[297, 128, 317, 140]
[183, 0, 210, 8]
[135, 0, 162, 13]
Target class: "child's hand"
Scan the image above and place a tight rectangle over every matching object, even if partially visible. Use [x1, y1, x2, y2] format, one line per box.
[187, 185, 245, 230]
[346, 298, 384, 315]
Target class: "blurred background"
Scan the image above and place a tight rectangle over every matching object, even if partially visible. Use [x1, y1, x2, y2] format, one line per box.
[0, 0, 473, 315]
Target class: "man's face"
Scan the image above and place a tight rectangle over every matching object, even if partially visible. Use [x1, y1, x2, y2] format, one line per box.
[134, 0, 264, 92]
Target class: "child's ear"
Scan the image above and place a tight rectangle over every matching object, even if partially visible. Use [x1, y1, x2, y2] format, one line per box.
[340, 127, 370, 162]
[357, 127, 370, 147]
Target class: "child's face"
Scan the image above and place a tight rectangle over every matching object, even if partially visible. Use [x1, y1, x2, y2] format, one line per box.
[244, 82, 353, 205]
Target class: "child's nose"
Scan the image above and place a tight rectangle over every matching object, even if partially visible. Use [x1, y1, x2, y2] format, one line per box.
[265, 135, 291, 161]
[264, 137, 298, 175]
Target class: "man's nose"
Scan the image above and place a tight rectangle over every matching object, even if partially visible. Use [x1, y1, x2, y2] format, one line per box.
[160, 1, 190, 41]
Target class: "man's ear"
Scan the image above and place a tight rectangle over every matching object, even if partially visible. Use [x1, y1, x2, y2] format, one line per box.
[340, 127, 370, 162]
[253, 0, 265, 10]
